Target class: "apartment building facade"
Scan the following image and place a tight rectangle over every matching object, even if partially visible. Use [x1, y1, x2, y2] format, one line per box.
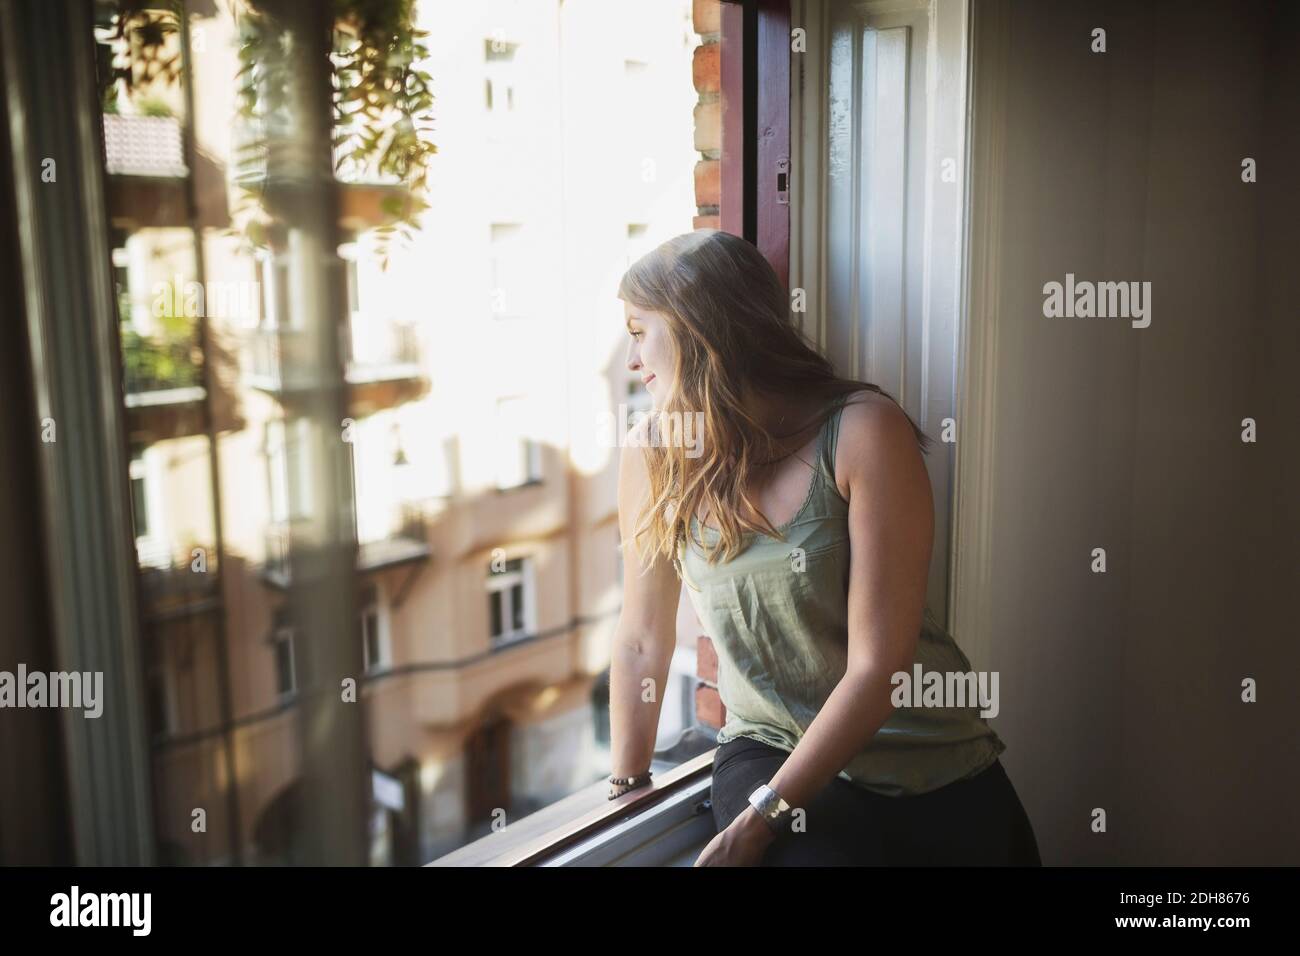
[101, 0, 702, 865]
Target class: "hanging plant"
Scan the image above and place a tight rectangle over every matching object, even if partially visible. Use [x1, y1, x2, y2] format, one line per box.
[232, 0, 437, 269]
[94, 0, 184, 105]
[100, 0, 438, 270]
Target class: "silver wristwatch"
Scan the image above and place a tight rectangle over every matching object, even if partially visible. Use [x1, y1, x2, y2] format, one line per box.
[747, 783, 793, 834]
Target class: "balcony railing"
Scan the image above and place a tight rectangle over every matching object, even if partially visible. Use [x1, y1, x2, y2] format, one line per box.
[122, 328, 205, 404]
[102, 114, 188, 179]
[227, 129, 403, 189]
[135, 541, 220, 619]
[245, 327, 319, 393]
[247, 323, 424, 396]
[264, 501, 430, 588]
[263, 521, 294, 590]
[357, 501, 431, 574]
[343, 316, 421, 383]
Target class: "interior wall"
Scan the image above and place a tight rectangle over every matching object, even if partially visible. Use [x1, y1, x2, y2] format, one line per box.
[961, 0, 1299, 864]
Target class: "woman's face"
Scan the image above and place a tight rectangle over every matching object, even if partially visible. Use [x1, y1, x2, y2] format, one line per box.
[623, 301, 676, 408]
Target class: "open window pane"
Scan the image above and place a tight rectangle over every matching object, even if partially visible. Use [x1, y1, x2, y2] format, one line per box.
[63, 0, 703, 867]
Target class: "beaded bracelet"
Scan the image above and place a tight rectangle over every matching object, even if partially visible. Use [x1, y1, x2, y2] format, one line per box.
[607, 771, 653, 799]
[608, 770, 652, 787]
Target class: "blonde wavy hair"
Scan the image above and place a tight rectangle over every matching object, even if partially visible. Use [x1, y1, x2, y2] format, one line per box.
[617, 228, 932, 571]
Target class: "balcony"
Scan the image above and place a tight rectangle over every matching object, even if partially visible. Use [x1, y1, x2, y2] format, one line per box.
[102, 114, 188, 228]
[228, 132, 411, 233]
[135, 541, 220, 622]
[245, 327, 318, 394]
[103, 114, 187, 179]
[357, 502, 431, 575]
[122, 327, 203, 398]
[262, 502, 430, 590]
[343, 316, 428, 412]
[245, 323, 428, 410]
[121, 328, 207, 442]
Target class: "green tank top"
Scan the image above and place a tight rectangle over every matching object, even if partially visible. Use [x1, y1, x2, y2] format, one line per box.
[678, 395, 1005, 797]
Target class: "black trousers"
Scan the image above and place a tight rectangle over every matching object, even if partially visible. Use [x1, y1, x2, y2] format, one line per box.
[710, 735, 1043, 866]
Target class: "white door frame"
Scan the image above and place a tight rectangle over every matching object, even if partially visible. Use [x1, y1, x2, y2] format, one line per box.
[946, 0, 1008, 668]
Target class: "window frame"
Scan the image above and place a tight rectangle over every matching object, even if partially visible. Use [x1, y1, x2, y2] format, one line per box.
[359, 582, 391, 673]
[486, 555, 537, 649]
[271, 613, 297, 699]
[431, 0, 781, 865]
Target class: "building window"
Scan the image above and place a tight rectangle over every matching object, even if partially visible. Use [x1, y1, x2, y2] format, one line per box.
[129, 448, 151, 539]
[494, 396, 541, 490]
[266, 417, 314, 524]
[271, 609, 296, 698]
[266, 421, 290, 526]
[487, 556, 535, 648]
[111, 241, 134, 326]
[344, 252, 361, 317]
[338, 238, 365, 366]
[129, 446, 170, 569]
[484, 38, 519, 118]
[360, 582, 388, 672]
[254, 250, 289, 329]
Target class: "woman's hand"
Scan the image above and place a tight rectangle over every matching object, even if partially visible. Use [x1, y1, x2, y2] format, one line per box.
[693, 807, 777, 866]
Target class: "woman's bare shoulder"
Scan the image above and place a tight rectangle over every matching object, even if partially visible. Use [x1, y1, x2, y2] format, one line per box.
[832, 390, 925, 498]
[836, 389, 913, 442]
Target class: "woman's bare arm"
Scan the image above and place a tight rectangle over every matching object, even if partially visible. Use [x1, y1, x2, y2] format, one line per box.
[739, 394, 934, 830]
[609, 434, 683, 781]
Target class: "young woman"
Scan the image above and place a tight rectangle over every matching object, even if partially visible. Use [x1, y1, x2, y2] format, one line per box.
[607, 229, 1041, 867]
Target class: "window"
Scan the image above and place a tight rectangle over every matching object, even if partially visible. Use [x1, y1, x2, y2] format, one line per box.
[271, 609, 296, 698]
[129, 446, 170, 569]
[266, 422, 288, 525]
[360, 583, 388, 672]
[67, 0, 702, 868]
[345, 254, 361, 316]
[338, 239, 362, 367]
[129, 449, 151, 539]
[346, 412, 420, 547]
[494, 396, 541, 490]
[254, 250, 288, 330]
[266, 417, 314, 524]
[486, 556, 535, 648]
[111, 242, 133, 326]
[484, 38, 519, 119]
